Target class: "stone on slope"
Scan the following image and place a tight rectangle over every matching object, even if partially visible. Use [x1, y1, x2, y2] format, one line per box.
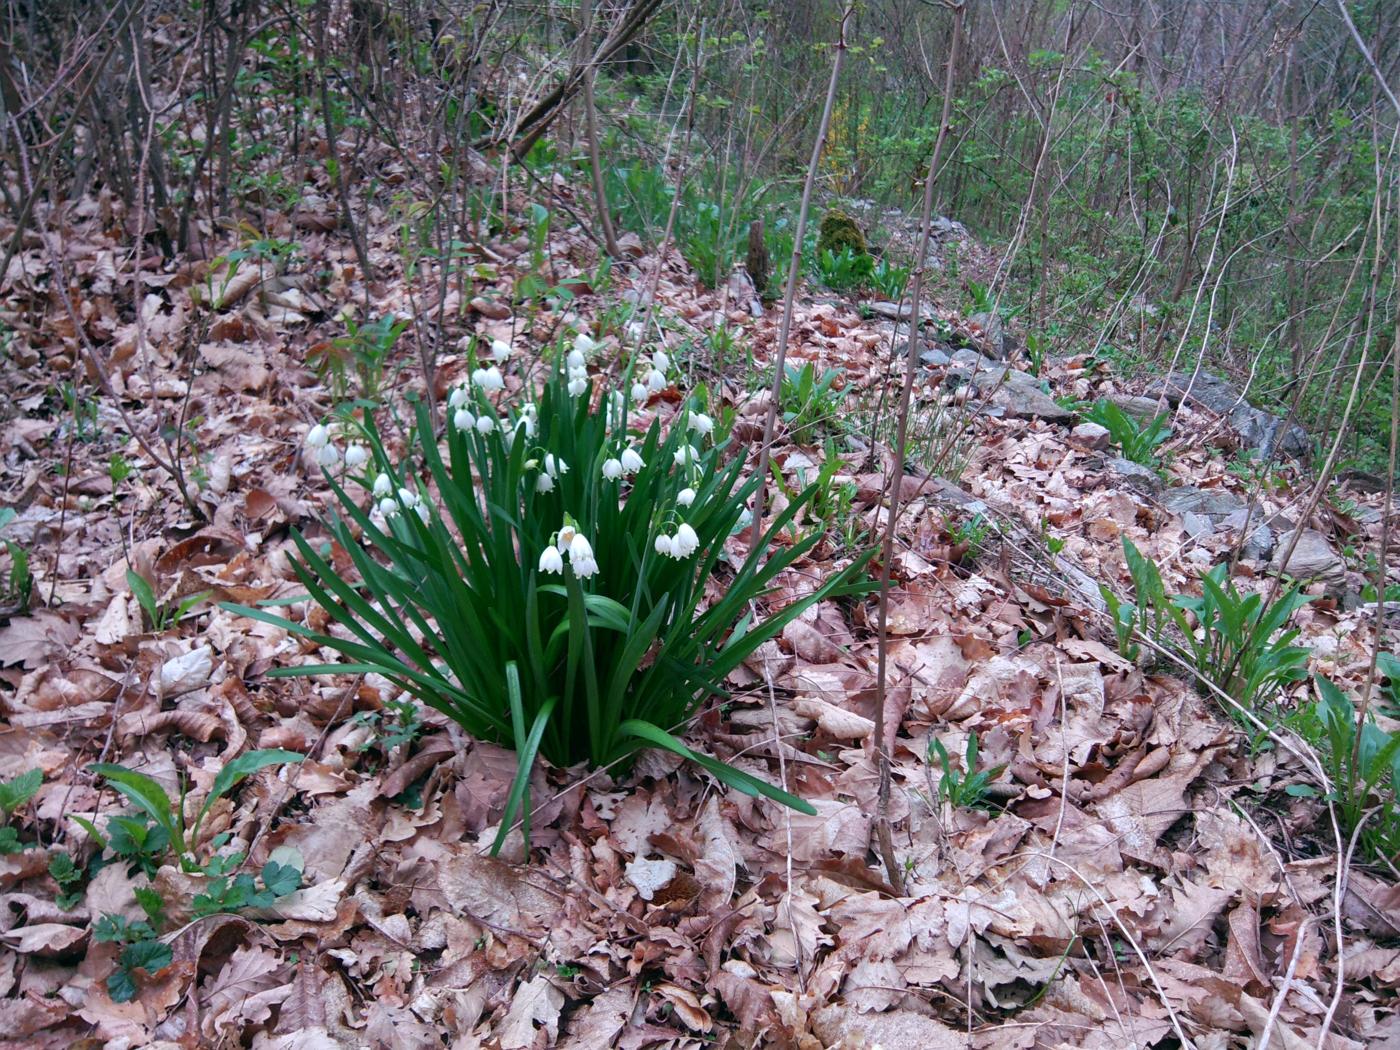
[1146, 370, 1308, 458]
[1160, 486, 1246, 523]
[1269, 529, 1345, 583]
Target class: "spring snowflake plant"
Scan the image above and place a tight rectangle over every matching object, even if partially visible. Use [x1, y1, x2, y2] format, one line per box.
[228, 337, 873, 855]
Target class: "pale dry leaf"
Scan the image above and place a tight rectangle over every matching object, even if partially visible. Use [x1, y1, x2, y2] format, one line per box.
[791, 695, 875, 740]
[499, 973, 565, 1050]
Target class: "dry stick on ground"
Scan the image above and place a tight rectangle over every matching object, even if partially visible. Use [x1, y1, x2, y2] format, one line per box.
[868, 0, 965, 898]
[748, 1, 855, 549]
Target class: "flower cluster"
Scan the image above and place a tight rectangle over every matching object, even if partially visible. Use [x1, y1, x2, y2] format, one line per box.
[654, 522, 699, 559]
[539, 521, 598, 578]
[630, 349, 671, 402]
[601, 445, 645, 481]
[305, 423, 340, 469]
[374, 475, 430, 523]
[568, 333, 596, 397]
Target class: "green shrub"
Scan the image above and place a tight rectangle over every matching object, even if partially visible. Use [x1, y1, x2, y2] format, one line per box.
[230, 341, 874, 854]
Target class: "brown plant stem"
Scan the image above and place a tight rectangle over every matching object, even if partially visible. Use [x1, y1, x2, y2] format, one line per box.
[871, 0, 965, 897]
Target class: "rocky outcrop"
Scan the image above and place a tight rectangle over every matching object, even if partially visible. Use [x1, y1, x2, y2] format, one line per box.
[1146, 371, 1308, 459]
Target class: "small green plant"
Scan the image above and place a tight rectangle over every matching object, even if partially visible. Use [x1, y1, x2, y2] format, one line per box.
[1024, 331, 1049, 377]
[192, 852, 303, 918]
[0, 768, 41, 854]
[48, 852, 85, 909]
[870, 258, 910, 302]
[126, 569, 210, 633]
[352, 696, 424, 757]
[1105, 538, 1311, 716]
[96, 914, 172, 1004]
[816, 246, 874, 293]
[83, 750, 303, 872]
[1286, 676, 1400, 863]
[1227, 449, 1286, 492]
[771, 443, 864, 551]
[779, 361, 846, 438]
[1082, 400, 1170, 466]
[0, 508, 32, 614]
[59, 381, 101, 442]
[950, 513, 991, 561]
[930, 731, 1005, 811]
[310, 314, 407, 402]
[228, 346, 874, 856]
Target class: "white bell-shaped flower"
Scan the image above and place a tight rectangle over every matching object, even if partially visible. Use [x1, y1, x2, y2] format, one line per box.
[306, 423, 331, 449]
[491, 339, 512, 363]
[544, 454, 568, 477]
[602, 458, 624, 481]
[620, 447, 645, 474]
[373, 473, 392, 498]
[475, 412, 496, 435]
[315, 443, 340, 468]
[688, 412, 714, 436]
[453, 408, 476, 431]
[631, 382, 648, 402]
[673, 522, 699, 557]
[539, 545, 564, 574]
[344, 443, 369, 469]
[651, 349, 670, 373]
[647, 369, 667, 393]
[536, 474, 555, 493]
[449, 385, 471, 409]
[574, 332, 598, 356]
[567, 347, 586, 370]
[677, 487, 696, 507]
[474, 366, 505, 392]
[571, 553, 599, 578]
[654, 534, 675, 558]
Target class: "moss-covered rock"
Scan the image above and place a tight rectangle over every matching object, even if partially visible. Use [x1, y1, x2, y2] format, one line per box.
[816, 209, 867, 258]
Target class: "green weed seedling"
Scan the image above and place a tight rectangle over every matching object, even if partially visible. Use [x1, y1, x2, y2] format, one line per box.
[1286, 675, 1400, 863]
[126, 569, 210, 633]
[930, 731, 1005, 811]
[816, 246, 874, 293]
[1082, 399, 1170, 467]
[352, 696, 424, 758]
[81, 750, 303, 873]
[780, 361, 846, 439]
[0, 508, 32, 614]
[0, 768, 41, 854]
[311, 314, 407, 402]
[1105, 538, 1311, 720]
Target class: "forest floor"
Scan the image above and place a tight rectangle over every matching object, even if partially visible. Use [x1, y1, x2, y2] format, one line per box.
[1, 172, 1398, 1050]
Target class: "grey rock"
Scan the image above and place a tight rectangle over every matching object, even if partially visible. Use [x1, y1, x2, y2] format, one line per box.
[1269, 529, 1345, 582]
[870, 301, 935, 323]
[930, 216, 968, 241]
[1180, 512, 1214, 540]
[919, 345, 953, 368]
[1071, 422, 1111, 450]
[1110, 395, 1168, 427]
[1161, 486, 1246, 522]
[1108, 457, 1163, 497]
[1146, 370, 1309, 458]
[967, 311, 1009, 360]
[1219, 508, 1277, 561]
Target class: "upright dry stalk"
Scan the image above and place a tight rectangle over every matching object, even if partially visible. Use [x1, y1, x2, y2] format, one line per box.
[580, 0, 622, 257]
[749, 1, 856, 548]
[871, 0, 965, 896]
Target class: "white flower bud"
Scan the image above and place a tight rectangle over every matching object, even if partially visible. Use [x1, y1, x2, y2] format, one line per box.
[373, 473, 392, 498]
[567, 348, 586, 370]
[306, 423, 331, 448]
[315, 443, 340, 468]
[677, 487, 696, 507]
[454, 408, 476, 431]
[475, 366, 505, 392]
[620, 447, 645, 474]
[379, 497, 399, 516]
[449, 385, 470, 409]
[574, 332, 598, 356]
[689, 412, 714, 435]
[475, 413, 496, 434]
[491, 339, 512, 363]
[651, 350, 670, 373]
[415, 502, 431, 524]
